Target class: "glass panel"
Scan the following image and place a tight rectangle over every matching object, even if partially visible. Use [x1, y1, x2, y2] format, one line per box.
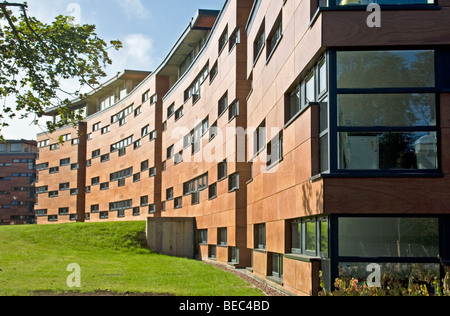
[306, 220, 317, 253]
[338, 217, 439, 257]
[291, 220, 302, 252]
[338, 132, 438, 170]
[320, 134, 329, 173]
[320, 218, 329, 257]
[337, 50, 435, 89]
[319, 58, 327, 94]
[306, 74, 315, 103]
[338, 94, 436, 127]
[320, 99, 328, 133]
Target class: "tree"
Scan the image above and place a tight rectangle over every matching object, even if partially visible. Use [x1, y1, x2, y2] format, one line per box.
[0, 1, 122, 141]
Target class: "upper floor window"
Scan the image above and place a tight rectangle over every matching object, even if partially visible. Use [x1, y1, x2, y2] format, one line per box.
[218, 26, 228, 54]
[267, 13, 282, 61]
[335, 50, 437, 172]
[253, 21, 265, 64]
[229, 28, 240, 52]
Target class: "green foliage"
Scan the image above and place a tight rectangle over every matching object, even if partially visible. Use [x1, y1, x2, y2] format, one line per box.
[0, 2, 122, 140]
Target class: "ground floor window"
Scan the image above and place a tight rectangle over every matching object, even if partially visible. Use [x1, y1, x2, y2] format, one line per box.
[329, 216, 444, 293]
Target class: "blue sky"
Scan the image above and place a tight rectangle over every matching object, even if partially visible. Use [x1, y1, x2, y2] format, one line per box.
[2, 0, 226, 140]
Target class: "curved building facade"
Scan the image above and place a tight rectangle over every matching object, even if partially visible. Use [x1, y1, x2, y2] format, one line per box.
[36, 0, 450, 296]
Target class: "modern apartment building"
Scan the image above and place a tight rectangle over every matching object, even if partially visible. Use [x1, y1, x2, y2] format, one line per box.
[36, 0, 450, 296]
[0, 140, 37, 225]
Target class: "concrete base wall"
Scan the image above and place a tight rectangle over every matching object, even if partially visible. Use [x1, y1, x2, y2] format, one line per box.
[146, 217, 196, 259]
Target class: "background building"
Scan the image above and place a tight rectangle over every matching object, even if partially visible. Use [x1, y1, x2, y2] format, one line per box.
[0, 140, 37, 225]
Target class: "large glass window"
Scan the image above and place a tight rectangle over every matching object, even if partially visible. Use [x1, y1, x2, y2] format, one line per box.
[337, 50, 435, 89]
[335, 50, 438, 172]
[338, 217, 439, 258]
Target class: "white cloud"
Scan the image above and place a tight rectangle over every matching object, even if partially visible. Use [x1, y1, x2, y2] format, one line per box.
[106, 33, 155, 74]
[117, 0, 149, 20]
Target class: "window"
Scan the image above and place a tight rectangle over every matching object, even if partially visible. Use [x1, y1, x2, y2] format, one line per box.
[208, 183, 217, 199]
[336, 216, 440, 284]
[48, 191, 58, 198]
[140, 160, 149, 172]
[218, 160, 227, 181]
[59, 183, 70, 191]
[291, 219, 302, 254]
[210, 61, 218, 83]
[218, 26, 228, 54]
[134, 139, 141, 150]
[267, 131, 283, 168]
[142, 125, 149, 137]
[101, 125, 110, 134]
[59, 208, 69, 215]
[148, 204, 156, 214]
[93, 122, 101, 132]
[133, 207, 140, 216]
[110, 167, 133, 182]
[109, 199, 132, 211]
[209, 121, 218, 140]
[271, 253, 283, 279]
[175, 106, 184, 121]
[336, 50, 437, 172]
[167, 145, 174, 159]
[218, 228, 227, 246]
[37, 163, 49, 171]
[289, 216, 328, 257]
[305, 218, 317, 255]
[140, 196, 148, 207]
[48, 215, 58, 222]
[72, 138, 79, 146]
[92, 149, 100, 159]
[49, 167, 59, 174]
[229, 28, 240, 51]
[209, 245, 217, 259]
[202, 117, 209, 135]
[110, 135, 133, 152]
[254, 120, 266, 156]
[253, 22, 265, 64]
[133, 173, 140, 182]
[167, 103, 175, 119]
[149, 167, 156, 177]
[174, 151, 183, 165]
[228, 173, 239, 192]
[267, 14, 282, 60]
[198, 229, 208, 244]
[142, 90, 150, 103]
[218, 92, 228, 117]
[166, 188, 173, 201]
[255, 224, 266, 250]
[149, 131, 157, 141]
[228, 100, 239, 121]
[134, 106, 142, 117]
[100, 182, 109, 190]
[91, 205, 99, 213]
[59, 158, 70, 166]
[99, 211, 108, 219]
[91, 177, 100, 186]
[10, 143, 22, 152]
[101, 154, 110, 163]
[174, 197, 182, 209]
[50, 144, 60, 151]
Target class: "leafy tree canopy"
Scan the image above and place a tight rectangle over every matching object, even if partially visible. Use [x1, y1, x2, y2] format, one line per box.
[0, 1, 122, 141]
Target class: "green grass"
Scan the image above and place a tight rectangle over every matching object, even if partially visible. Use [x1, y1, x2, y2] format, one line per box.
[0, 221, 264, 296]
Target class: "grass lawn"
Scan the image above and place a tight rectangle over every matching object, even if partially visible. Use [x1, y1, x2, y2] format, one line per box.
[0, 221, 264, 296]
